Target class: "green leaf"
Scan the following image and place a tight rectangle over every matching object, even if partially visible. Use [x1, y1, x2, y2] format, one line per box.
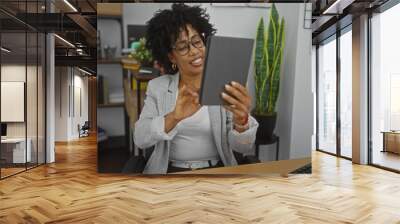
[253, 3, 285, 115]
[255, 18, 265, 73]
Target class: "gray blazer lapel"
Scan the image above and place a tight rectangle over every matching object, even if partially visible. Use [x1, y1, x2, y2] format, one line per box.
[208, 106, 228, 165]
[163, 73, 180, 115]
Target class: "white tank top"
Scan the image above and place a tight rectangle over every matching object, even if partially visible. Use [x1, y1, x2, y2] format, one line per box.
[169, 106, 219, 161]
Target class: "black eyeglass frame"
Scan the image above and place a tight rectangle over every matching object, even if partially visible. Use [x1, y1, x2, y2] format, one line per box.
[171, 33, 206, 56]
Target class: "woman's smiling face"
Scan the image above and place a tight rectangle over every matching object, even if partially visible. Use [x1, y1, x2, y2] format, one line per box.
[168, 24, 206, 77]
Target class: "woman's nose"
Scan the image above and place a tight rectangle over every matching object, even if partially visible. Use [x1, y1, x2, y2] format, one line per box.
[188, 43, 200, 56]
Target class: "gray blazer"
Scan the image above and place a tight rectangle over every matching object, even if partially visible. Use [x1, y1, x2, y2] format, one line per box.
[134, 73, 259, 174]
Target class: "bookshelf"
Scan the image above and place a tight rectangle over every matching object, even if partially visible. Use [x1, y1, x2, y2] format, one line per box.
[97, 9, 129, 150]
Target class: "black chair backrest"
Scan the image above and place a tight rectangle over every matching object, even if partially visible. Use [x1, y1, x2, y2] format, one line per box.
[82, 121, 90, 129]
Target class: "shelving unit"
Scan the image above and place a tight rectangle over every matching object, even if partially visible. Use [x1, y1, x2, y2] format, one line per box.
[97, 6, 131, 166]
[98, 102, 124, 108]
[98, 58, 122, 64]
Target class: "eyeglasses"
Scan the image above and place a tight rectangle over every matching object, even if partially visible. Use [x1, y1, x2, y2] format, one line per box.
[172, 35, 204, 56]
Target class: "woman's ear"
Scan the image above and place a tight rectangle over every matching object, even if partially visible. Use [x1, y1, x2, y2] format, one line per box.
[168, 52, 176, 65]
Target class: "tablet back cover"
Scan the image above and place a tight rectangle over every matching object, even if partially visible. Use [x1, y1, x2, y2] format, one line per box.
[200, 36, 254, 105]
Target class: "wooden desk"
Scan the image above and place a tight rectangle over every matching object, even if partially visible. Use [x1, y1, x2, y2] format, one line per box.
[178, 157, 311, 175]
[1, 138, 32, 163]
[382, 131, 400, 154]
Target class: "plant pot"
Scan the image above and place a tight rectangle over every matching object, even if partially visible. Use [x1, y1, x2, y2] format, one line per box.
[253, 113, 277, 140]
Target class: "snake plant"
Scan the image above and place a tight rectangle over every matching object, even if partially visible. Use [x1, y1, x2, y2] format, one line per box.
[254, 4, 285, 116]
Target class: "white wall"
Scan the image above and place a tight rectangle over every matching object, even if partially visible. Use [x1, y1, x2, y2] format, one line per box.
[73, 73, 89, 138]
[123, 3, 171, 47]
[55, 67, 68, 141]
[54, 67, 89, 141]
[288, 3, 313, 159]
[122, 3, 313, 160]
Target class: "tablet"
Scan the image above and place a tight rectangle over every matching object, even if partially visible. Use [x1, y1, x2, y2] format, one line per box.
[199, 36, 254, 105]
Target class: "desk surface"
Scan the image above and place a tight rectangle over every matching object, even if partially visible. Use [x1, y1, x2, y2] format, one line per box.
[131, 71, 159, 81]
[381, 131, 400, 134]
[176, 157, 311, 175]
[1, 138, 28, 143]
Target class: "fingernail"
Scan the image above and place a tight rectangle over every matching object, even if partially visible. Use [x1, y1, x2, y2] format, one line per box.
[221, 92, 226, 97]
[231, 81, 236, 86]
[225, 84, 230, 89]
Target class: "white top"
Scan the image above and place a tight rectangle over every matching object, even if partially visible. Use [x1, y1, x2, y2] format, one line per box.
[169, 106, 219, 161]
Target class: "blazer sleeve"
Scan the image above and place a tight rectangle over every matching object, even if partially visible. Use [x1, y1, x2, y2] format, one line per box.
[227, 111, 259, 154]
[134, 81, 178, 149]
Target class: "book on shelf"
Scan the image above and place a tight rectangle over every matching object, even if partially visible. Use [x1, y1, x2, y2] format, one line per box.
[97, 75, 110, 105]
[98, 75, 124, 106]
[109, 92, 124, 103]
[103, 78, 109, 104]
[98, 75, 104, 104]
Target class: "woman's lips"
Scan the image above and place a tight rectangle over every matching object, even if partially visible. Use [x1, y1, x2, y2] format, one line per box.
[190, 57, 203, 67]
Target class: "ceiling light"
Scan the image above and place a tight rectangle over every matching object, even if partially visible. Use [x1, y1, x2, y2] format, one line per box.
[54, 34, 75, 48]
[1, 47, 11, 53]
[323, 0, 343, 14]
[63, 0, 78, 12]
[78, 67, 92, 76]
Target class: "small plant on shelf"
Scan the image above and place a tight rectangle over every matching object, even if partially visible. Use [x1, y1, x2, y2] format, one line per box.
[130, 38, 153, 67]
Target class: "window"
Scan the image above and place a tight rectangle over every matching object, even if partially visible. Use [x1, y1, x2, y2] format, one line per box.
[317, 36, 337, 155]
[0, 1, 47, 179]
[316, 26, 353, 159]
[339, 29, 352, 158]
[370, 2, 400, 171]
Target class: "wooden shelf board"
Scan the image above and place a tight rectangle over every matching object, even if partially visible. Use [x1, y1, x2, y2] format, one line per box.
[98, 58, 121, 64]
[98, 102, 124, 108]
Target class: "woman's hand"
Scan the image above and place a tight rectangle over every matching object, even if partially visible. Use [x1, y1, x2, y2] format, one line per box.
[221, 81, 251, 133]
[173, 84, 201, 121]
[165, 84, 201, 133]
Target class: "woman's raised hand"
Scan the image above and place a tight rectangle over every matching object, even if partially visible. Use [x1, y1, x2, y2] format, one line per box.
[221, 81, 251, 132]
[172, 84, 201, 122]
[164, 84, 201, 133]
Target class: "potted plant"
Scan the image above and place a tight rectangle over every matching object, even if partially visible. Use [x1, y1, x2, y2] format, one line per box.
[253, 4, 285, 140]
[130, 37, 153, 68]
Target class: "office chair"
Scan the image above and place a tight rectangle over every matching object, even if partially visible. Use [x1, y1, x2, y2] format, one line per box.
[79, 121, 90, 138]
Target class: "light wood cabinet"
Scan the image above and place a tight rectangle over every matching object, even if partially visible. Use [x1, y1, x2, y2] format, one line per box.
[383, 132, 400, 154]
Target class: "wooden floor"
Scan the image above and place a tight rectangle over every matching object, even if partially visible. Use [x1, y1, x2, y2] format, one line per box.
[1, 167, 26, 178]
[373, 150, 400, 171]
[0, 135, 400, 223]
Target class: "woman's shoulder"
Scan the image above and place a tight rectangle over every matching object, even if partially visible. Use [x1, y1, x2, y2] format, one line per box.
[148, 74, 173, 85]
[147, 74, 176, 93]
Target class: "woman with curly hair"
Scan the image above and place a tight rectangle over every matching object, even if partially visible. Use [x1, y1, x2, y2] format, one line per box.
[134, 3, 259, 174]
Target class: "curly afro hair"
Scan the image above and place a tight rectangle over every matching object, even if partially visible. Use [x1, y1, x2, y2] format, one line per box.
[145, 3, 216, 74]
